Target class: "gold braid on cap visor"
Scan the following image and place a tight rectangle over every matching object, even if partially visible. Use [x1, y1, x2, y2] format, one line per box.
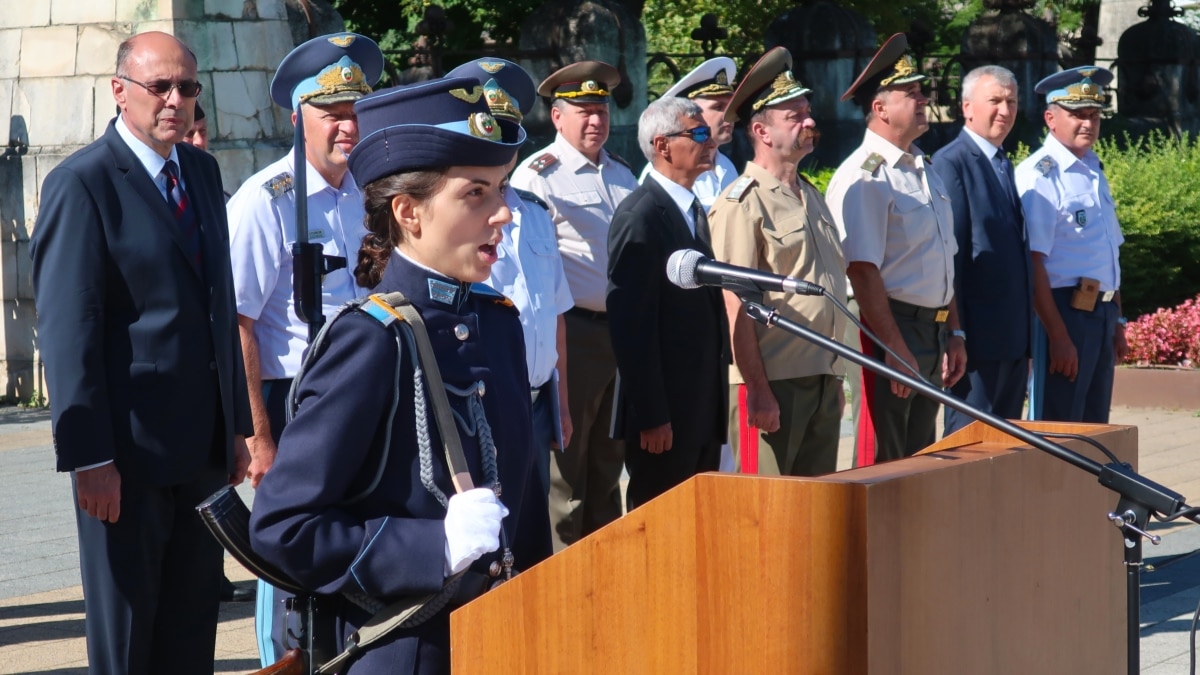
[1049, 80, 1106, 105]
[556, 88, 610, 99]
[879, 54, 919, 87]
[302, 63, 369, 102]
[751, 71, 807, 112]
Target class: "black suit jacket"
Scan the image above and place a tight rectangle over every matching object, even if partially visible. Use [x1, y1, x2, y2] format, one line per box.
[31, 120, 252, 486]
[932, 129, 1033, 362]
[606, 177, 728, 450]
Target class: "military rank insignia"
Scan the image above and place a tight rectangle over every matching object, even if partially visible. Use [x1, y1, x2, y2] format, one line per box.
[428, 279, 459, 305]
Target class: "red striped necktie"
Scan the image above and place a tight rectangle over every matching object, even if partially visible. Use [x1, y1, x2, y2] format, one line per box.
[163, 159, 202, 271]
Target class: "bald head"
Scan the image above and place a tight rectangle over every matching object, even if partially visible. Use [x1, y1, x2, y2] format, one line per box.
[112, 31, 200, 157]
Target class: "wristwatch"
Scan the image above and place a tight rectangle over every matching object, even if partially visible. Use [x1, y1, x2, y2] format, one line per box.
[949, 329, 967, 341]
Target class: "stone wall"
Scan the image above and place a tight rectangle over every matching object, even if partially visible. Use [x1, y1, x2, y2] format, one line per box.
[0, 0, 299, 402]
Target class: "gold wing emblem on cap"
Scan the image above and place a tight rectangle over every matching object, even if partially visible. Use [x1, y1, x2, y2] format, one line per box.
[484, 82, 522, 123]
[307, 63, 367, 101]
[450, 86, 484, 104]
[880, 54, 918, 87]
[328, 35, 356, 48]
[479, 61, 506, 74]
[468, 112, 502, 141]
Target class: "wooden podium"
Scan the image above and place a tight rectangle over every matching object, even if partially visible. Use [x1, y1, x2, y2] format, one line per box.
[451, 421, 1136, 674]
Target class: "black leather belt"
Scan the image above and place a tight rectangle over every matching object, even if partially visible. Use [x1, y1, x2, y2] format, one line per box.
[888, 298, 950, 323]
[566, 307, 607, 321]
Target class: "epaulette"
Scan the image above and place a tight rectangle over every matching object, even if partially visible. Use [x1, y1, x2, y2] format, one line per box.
[1036, 156, 1057, 177]
[527, 153, 558, 174]
[262, 171, 294, 198]
[606, 150, 632, 170]
[469, 283, 517, 309]
[725, 175, 757, 202]
[514, 188, 549, 211]
[861, 153, 885, 176]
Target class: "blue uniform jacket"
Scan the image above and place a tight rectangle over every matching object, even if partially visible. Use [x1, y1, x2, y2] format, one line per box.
[249, 251, 551, 673]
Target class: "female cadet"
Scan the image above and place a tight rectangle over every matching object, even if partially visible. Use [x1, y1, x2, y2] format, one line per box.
[249, 77, 552, 673]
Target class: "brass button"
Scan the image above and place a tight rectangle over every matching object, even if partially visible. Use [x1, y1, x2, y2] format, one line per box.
[453, 323, 470, 341]
[488, 561, 502, 577]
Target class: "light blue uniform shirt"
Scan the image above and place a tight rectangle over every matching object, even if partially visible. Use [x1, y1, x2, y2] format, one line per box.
[1015, 133, 1122, 291]
[486, 188, 574, 387]
[227, 152, 367, 379]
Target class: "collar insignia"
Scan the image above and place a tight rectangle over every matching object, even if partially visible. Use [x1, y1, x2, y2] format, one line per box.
[428, 279, 459, 305]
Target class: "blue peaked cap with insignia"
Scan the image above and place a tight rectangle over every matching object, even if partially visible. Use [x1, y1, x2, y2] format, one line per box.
[270, 32, 385, 110]
[444, 58, 536, 124]
[1035, 65, 1113, 109]
[348, 77, 527, 186]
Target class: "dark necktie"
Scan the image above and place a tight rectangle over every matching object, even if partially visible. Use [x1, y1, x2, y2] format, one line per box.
[163, 160, 202, 271]
[992, 151, 1018, 208]
[691, 198, 712, 249]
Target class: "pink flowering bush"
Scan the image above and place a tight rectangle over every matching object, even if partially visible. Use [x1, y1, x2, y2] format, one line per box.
[1123, 294, 1200, 367]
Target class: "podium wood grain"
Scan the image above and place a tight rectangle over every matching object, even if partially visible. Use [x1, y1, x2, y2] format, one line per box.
[451, 421, 1134, 674]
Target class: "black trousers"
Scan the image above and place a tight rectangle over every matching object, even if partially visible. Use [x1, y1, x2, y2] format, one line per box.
[75, 464, 227, 675]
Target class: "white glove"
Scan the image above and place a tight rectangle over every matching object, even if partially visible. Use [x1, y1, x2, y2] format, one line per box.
[443, 488, 509, 576]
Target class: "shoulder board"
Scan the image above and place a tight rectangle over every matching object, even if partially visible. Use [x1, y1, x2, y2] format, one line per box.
[606, 150, 632, 170]
[514, 188, 549, 211]
[359, 294, 409, 327]
[527, 153, 558, 174]
[1036, 156, 1057, 177]
[725, 175, 757, 202]
[860, 153, 885, 176]
[469, 283, 517, 309]
[261, 171, 294, 199]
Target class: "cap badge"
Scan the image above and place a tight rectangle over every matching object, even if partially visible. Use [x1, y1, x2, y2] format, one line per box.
[309, 62, 366, 100]
[483, 79, 522, 123]
[715, 69, 729, 86]
[449, 86, 484, 104]
[468, 112, 501, 141]
[753, 71, 804, 112]
[880, 54, 918, 87]
[582, 80, 600, 92]
[479, 61, 506, 74]
[327, 35, 355, 48]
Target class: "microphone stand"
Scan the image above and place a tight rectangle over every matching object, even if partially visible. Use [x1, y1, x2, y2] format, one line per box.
[740, 298, 1198, 675]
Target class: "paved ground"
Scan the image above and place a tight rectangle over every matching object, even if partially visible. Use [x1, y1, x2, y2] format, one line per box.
[2, 404, 1200, 673]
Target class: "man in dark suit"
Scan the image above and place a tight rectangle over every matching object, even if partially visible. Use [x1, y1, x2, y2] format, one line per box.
[607, 96, 728, 510]
[931, 65, 1032, 434]
[30, 31, 252, 673]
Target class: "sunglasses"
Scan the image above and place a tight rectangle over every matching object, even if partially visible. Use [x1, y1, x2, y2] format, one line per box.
[120, 76, 203, 99]
[663, 126, 711, 144]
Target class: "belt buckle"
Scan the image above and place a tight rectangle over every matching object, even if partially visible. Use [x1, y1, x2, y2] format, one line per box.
[934, 308, 949, 323]
[1101, 290, 1115, 302]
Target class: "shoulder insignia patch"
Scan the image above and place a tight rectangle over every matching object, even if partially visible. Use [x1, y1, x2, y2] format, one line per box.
[262, 171, 294, 198]
[514, 188, 549, 211]
[528, 153, 558, 174]
[725, 175, 757, 202]
[1036, 156, 1057, 177]
[605, 150, 632, 170]
[860, 153, 885, 176]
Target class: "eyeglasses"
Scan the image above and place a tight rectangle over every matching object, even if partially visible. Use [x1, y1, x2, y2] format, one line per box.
[663, 126, 711, 144]
[120, 76, 203, 99]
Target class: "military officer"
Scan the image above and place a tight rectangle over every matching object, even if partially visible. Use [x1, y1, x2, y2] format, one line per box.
[639, 57, 739, 208]
[447, 57, 575, 496]
[709, 47, 847, 477]
[511, 61, 638, 551]
[1016, 66, 1126, 423]
[250, 76, 552, 672]
[224, 31, 383, 666]
[825, 33, 966, 464]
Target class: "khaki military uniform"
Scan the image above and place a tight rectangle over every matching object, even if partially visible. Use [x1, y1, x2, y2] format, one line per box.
[709, 161, 847, 476]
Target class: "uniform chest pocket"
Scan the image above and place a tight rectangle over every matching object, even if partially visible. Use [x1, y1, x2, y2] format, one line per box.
[764, 214, 810, 248]
[1063, 193, 1098, 231]
[528, 238, 559, 257]
[559, 191, 602, 208]
[892, 188, 931, 214]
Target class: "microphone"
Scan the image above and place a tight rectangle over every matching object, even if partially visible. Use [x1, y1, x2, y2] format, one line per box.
[666, 249, 825, 296]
